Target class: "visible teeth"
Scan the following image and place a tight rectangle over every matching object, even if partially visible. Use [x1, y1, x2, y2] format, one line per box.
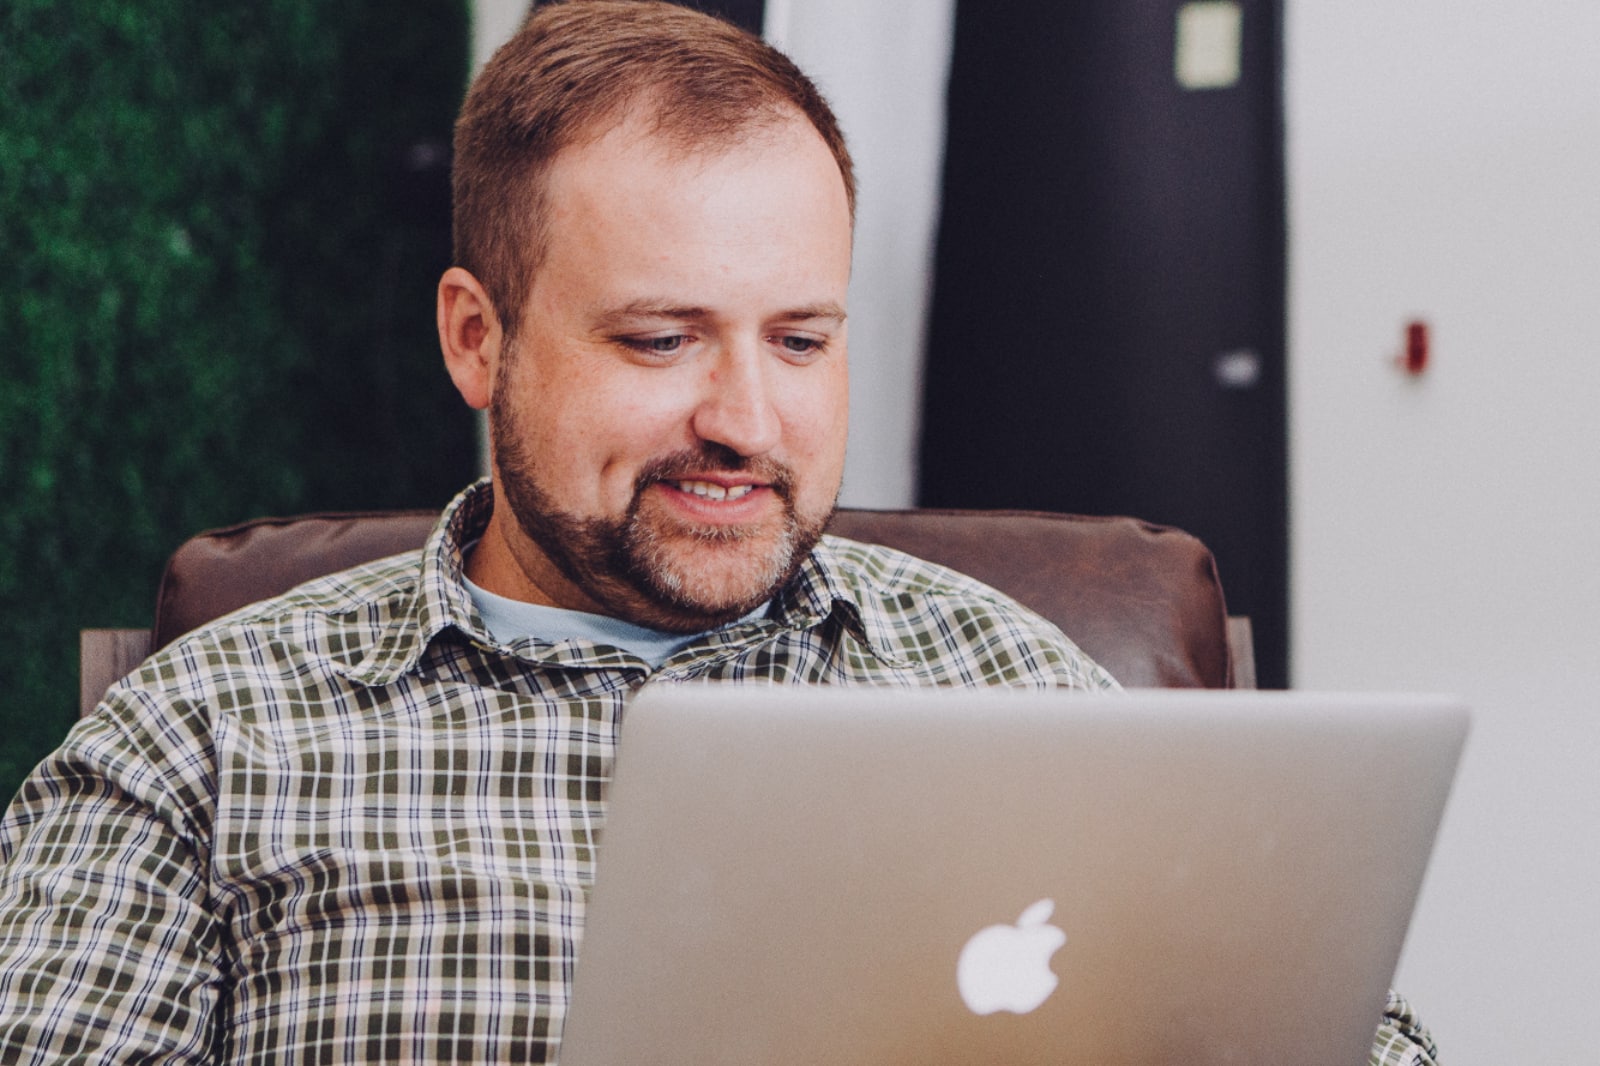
[676, 480, 755, 501]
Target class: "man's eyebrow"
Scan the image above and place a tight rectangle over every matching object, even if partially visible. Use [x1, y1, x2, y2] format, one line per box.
[591, 301, 710, 328]
[776, 302, 848, 325]
[591, 301, 848, 328]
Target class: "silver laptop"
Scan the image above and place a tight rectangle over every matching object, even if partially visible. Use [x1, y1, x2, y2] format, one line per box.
[559, 687, 1467, 1066]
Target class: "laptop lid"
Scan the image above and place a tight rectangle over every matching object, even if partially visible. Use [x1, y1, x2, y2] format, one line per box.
[559, 687, 1468, 1066]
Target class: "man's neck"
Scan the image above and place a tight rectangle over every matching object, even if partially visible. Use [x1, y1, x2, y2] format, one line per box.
[464, 507, 601, 614]
[463, 574, 767, 668]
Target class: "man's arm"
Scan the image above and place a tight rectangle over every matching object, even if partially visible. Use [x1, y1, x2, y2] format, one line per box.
[0, 692, 223, 1063]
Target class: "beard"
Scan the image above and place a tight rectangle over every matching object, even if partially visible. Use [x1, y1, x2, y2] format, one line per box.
[489, 385, 835, 634]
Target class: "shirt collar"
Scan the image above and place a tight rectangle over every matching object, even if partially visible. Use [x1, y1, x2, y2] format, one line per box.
[770, 535, 917, 669]
[344, 480, 496, 686]
[345, 483, 914, 684]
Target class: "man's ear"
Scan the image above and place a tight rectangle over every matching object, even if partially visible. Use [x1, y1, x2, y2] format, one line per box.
[437, 266, 502, 411]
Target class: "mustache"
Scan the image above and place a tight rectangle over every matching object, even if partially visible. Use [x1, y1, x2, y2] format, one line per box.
[634, 444, 795, 499]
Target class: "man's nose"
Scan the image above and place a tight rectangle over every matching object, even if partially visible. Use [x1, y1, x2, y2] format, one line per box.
[690, 344, 782, 458]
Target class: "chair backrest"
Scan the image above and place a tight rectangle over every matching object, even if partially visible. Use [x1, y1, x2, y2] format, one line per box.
[143, 507, 1241, 690]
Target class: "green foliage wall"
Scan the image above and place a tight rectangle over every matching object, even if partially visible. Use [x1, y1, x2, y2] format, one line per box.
[0, 0, 476, 799]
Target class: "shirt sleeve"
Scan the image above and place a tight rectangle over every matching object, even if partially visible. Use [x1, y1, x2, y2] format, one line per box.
[0, 692, 223, 1063]
[1370, 989, 1441, 1066]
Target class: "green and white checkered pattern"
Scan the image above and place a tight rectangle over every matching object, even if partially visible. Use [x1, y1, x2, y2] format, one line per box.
[0, 481, 1433, 1063]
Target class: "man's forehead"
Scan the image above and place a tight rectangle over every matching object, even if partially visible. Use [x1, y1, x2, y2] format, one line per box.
[522, 99, 854, 325]
[550, 102, 847, 204]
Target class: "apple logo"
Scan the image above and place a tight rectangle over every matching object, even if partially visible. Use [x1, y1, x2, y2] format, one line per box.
[956, 898, 1068, 1016]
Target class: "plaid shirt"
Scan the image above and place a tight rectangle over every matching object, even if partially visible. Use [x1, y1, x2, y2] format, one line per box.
[0, 482, 1433, 1064]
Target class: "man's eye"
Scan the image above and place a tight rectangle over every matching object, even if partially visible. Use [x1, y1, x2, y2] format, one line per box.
[625, 335, 687, 355]
[777, 335, 824, 356]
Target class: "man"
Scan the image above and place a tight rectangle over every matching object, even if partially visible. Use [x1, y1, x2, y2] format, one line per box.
[0, 3, 1432, 1063]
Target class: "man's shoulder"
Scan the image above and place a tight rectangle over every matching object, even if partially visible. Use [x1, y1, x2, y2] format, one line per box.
[146, 481, 488, 676]
[811, 535, 1118, 690]
[817, 534, 1027, 608]
[812, 533, 1063, 648]
[195, 548, 423, 638]
[108, 548, 427, 711]
[167, 547, 423, 653]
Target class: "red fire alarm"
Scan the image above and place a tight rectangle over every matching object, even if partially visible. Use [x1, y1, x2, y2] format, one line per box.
[1400, 320, 1429, 376]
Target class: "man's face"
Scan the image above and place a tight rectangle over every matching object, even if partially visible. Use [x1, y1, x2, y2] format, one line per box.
[485, 111, 853, 632]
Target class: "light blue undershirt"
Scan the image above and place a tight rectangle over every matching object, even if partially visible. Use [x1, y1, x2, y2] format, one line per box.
[464, 575, 767, 669]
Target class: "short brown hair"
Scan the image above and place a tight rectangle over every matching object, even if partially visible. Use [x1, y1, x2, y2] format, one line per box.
[451, 0, 856, 338]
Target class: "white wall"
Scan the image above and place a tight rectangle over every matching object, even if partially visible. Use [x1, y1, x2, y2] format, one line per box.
[1287, 3, 1600, 1062]
[471, 0, 526, 71]
[766, 0, 955, 507]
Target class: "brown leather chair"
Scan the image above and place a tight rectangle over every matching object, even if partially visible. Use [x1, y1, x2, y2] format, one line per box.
[80, 507, 1254, 715]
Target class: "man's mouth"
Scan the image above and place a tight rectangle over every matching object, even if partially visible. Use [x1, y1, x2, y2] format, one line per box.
[671, 479, 759, 502]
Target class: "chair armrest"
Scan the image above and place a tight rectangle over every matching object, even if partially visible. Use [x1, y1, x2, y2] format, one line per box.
[80, 628, 153, 717]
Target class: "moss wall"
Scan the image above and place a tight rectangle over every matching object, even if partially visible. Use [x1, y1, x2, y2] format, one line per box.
[0, 0, 476, 799]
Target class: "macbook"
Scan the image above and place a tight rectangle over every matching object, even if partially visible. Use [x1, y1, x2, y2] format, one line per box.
[559, 687, 1467, 1065]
